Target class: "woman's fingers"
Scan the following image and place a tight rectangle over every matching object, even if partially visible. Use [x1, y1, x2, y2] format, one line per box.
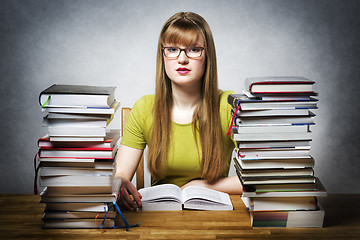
[114, 178, 142, 211]
[121, 187, 137, 210]
[125, 185, 142, 208]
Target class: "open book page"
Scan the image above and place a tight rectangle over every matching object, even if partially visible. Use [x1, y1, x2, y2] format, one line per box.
[182, 186, 233, 210]
[138, 184, 183, 210]
[139, 184, 182, 203]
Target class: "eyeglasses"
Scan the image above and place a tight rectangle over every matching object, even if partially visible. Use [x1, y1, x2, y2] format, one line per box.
[162, 46, 205, 59]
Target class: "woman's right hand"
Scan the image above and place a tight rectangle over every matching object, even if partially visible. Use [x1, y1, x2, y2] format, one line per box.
[114, 177, 142, 211]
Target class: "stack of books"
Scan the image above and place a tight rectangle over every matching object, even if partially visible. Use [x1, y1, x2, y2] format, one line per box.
[36, 84, 120, 229]
[229, 76, 327, 228]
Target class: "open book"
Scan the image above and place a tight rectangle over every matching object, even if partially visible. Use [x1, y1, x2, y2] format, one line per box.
[138, 184, 233, 211]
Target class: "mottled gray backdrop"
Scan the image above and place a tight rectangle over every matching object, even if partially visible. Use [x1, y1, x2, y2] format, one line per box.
[1, 0, 359, 193]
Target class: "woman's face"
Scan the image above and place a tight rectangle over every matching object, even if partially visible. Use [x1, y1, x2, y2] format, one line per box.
[163, 38, 206, 88]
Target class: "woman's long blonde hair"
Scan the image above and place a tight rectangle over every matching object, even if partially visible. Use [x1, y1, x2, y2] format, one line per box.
[147, 12, 225, 183]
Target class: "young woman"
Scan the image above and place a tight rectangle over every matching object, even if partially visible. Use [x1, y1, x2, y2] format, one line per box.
[114, 12, 242, 211]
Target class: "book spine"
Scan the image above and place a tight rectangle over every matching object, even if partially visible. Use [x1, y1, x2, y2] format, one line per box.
[227, 94, 241, 108]
[39, 84, 56, 107]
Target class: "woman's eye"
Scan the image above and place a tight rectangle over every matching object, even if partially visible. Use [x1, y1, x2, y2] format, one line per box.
[189, 47, 201, 53]
[168, 47, 178, 53]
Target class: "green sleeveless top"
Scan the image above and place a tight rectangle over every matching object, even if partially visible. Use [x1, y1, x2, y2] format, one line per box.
[121, 90, 235, 187]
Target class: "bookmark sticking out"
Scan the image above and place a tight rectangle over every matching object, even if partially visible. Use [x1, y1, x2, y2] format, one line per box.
[112, 201, 140, 231]
[95, 207, 109, 232]
[33, 152, 41, 195]
[41, 95, 51, 108]
[226, 104, 241, 136]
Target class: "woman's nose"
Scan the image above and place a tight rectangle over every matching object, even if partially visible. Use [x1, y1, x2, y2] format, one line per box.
[177, 51, 189, 64]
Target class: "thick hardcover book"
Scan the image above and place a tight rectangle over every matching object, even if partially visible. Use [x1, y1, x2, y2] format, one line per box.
[38, 129, 120, 149]
[241, 178, 327, 198]
[39, 158, 114, 168]
[39, 84, 116, 108]
[45, 186, 112, 195]
[44, 202, 114, 212]
[42, 210, 116, 220]
[39, 147, 117, 159]
[237, 141, 311, 150]
[232, 108, 312, 118]
[42, 101, 120, 115]
[232, 131, 312, 142]
[244, 76, 315, 94]
[232, 148, 315, 170]
[40, 175, 112, 187]
[235, 168, 316, 189]
[248, 204, 325, 228]
[40, 188, 116, 203]
[227, 93, 318, 110]
[39, 167, 112, 177]
[42, 219, 116, 229]
[241, 196, 318, 211]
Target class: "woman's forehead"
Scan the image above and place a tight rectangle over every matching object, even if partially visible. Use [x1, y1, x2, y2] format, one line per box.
[162, 26, 205, 47]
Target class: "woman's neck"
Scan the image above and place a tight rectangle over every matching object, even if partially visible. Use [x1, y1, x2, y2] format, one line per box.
[171, 81, 202, 124]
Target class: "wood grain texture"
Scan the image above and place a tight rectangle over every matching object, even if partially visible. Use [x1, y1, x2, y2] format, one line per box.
[0, 194, 359, 240]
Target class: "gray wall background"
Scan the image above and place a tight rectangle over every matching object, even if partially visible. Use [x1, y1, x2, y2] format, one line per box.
[1, 0, 359, 194]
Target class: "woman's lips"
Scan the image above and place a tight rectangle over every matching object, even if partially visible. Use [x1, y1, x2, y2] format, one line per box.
[176, 68, 190, 74]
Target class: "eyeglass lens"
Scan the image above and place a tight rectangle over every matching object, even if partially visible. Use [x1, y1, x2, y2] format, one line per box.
[163, 47, 204, 58]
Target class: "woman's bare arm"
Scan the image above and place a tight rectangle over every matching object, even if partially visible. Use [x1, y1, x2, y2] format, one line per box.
[113, 144, 144, 210]
[181, 176, 243, 195]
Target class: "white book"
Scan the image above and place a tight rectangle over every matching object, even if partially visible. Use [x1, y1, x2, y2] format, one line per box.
[39, 84, 116, 108]
[233, 131, 312, 141]
[138, 184, 233, 211]
[40, 175, 112, 187]
[49, 136, 105, 142]
[238, 116, 315, 125]
[238, 148, 311, 159]
[38, 130, 120, 148]
[42, 219, 116, 229]
[44, 202, 112, 212]
[240, 177, 316, 185]
[237, 141, 311, 149]
[39, 167, 112, 177]
[241, 196, 317, 211]
[239, 101, 317, 111]
[248, 204, 325, 228]
[234, 108, 310, 117]
[234, 155, 315, 169]
[45, 112, 112, 120]
[39, 148, 117, 159]
[45, 186, 112, 195]
[244, 76, 315, 94]
[40, 188, 116, 203]
[43, 118, 108, 128]
[47, 127, 106, 137]
[39, 158, 114, 169]
[236, 125, 309, 133]
[238, 168, 314, 178]
[42, 101, 120, 115]
[242, 179, 327, 198]
[42, 211, 116, 220]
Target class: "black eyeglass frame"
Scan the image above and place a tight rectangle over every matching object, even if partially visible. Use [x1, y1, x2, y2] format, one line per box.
[161, 46, 205, 59]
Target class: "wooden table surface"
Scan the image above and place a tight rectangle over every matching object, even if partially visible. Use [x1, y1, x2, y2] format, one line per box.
[0, 194, 359, 239]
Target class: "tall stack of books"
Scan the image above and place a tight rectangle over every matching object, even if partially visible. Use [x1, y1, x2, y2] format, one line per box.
[229, 76, 327, 228]
[36, 84, 120, 229]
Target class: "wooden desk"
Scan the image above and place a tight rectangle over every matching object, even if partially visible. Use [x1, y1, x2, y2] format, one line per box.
[0, 194, 359, 239]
